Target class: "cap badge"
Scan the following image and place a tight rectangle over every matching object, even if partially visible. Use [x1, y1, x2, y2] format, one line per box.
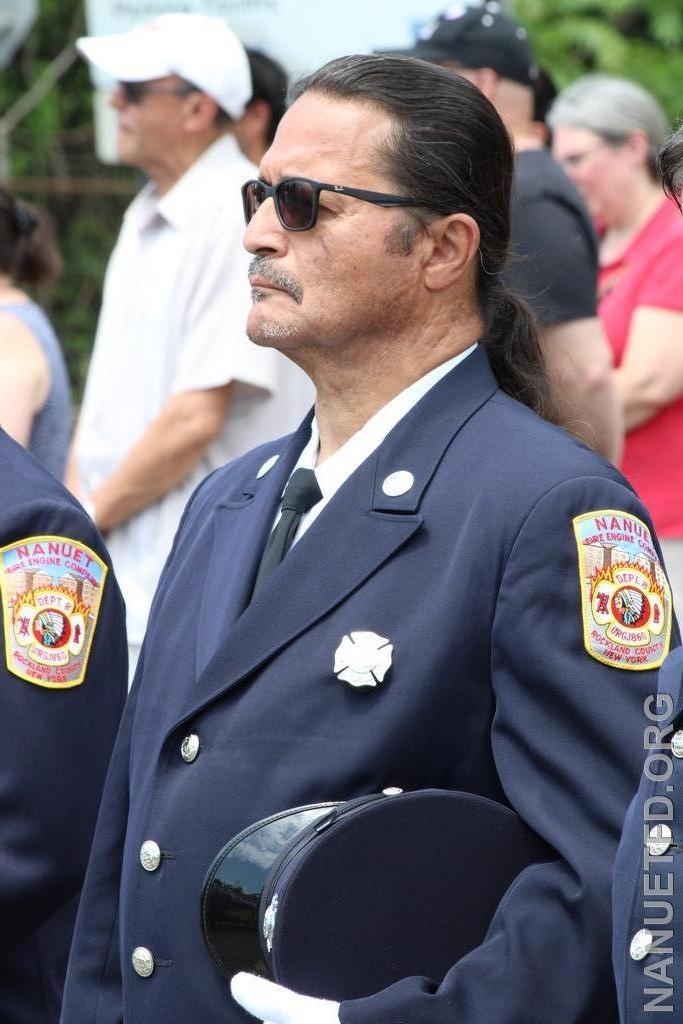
[263, 893, 279, 953]
[334, 631, 393, 689]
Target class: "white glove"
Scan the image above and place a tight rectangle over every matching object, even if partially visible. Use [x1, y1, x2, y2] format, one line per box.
[231, 972, 341, 1024]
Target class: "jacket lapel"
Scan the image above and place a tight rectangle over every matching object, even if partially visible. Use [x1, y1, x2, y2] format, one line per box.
[193, 418, 313, 676]
[183, 464, 423, 725]
[176, 346, 499, 727]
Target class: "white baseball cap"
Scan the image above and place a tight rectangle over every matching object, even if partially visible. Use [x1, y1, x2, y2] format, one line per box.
[76, 13, 252, 119]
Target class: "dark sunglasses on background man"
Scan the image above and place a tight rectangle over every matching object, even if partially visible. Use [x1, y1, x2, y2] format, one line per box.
[119, 81, 198, 104]
[241, 177, 422, 231]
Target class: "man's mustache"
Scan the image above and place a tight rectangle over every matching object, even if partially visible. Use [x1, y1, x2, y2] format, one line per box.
[249, 257, 304, 305]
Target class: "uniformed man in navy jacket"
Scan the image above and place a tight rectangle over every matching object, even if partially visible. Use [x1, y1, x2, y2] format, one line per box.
[611, 121, 683, 1024]
[61, 54, 678, 1024]
[0, 429, 127, 1023]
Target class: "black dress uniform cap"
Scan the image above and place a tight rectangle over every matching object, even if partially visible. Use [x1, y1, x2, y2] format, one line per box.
[202, 788, 554, 1002]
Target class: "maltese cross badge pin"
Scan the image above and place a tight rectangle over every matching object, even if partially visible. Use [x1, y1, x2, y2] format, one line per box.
[333, 631, 393, 689]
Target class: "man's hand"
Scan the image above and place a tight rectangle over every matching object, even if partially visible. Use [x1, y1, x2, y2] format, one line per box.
[230, 972, 340, 1024]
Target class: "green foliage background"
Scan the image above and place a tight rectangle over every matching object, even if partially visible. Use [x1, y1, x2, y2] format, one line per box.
[1, 0, 134, 401]
[513, 0, 683, 123]
[2, 0, 683, 403]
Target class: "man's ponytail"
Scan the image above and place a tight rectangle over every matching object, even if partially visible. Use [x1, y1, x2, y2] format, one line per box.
[481, 284, 558, 422]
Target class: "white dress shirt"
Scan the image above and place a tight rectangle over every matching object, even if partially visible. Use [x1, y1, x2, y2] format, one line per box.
[275, 344, 477, 544]
[75, 134, 314, 645]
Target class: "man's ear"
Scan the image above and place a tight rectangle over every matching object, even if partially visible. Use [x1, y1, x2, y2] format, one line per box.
[239, 99, 271, 139]
[183, 91, 221, 133]
[233, 100, 272, 162]
[468, 67, 500, 102]
[622, 129, 650, 169]
[422, 213, 480, 291]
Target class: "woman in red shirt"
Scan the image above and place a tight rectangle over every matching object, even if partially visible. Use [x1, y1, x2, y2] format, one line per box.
[549, 75, 683, 612]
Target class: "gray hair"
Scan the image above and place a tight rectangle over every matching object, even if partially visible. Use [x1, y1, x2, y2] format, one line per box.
[548, 74, 668, 180]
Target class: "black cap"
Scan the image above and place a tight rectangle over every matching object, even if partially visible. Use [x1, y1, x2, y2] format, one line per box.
[388, 2, 538, 88]
[203, 789, 554, 1002]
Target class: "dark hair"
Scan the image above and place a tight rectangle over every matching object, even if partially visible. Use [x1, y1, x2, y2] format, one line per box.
[247, 49, 288, 146]
[661, 123, 683, 211]
[0, 188, 61, 286]
[289, 55, 553, 420]
[533, 67, 558, 125]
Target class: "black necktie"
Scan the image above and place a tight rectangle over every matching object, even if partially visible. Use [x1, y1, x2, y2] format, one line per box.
[252, 468, 323, 594]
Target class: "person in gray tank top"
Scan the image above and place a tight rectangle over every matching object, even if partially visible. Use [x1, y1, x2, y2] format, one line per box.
[0, 188, 71, 479]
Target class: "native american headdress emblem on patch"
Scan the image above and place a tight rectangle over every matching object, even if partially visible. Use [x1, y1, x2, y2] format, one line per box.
[1, 535, 107, 688]
[573, 511, 671, 671]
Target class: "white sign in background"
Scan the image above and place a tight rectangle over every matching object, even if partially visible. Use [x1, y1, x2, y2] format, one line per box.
[0, 0, 38, 69]
[84, 0, 448, 161]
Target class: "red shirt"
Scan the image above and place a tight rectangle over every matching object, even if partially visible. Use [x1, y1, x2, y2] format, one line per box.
[599, 198, 683, 537]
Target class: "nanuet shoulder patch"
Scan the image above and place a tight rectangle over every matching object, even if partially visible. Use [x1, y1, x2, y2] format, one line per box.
[0, 534, 107, 689]
[574, 510, 672, 671]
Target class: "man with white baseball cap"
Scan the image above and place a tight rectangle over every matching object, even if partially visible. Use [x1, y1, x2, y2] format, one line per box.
[76, 13, 252, 120]
[67, 14, 314, 678]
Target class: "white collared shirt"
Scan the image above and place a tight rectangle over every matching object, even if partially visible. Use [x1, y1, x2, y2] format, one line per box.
[75, 134, 314, 644]
[276, 344, 477, 544]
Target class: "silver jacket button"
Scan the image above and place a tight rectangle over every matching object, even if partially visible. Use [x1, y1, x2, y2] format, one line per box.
[180, 733, 200, 763]
[646, 824, 673, 857]
[131, 946, 155, 977]
[140, 840, 162, 872]
[630, 928, 654, 961]
[671, 730, 683, 759]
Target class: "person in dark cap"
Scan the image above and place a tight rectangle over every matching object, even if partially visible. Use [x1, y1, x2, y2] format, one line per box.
[389, 1, 623, 465]
[532, 66, 558, 144]
[610, 127, 683, 1024]
[60, 48, 675, 1024]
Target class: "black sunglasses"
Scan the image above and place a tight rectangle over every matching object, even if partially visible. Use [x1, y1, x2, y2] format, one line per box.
[120, 81, 198, 105]
[241, 176, 422, 231]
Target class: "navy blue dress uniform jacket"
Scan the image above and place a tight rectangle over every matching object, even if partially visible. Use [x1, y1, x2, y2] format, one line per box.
[612, 645, 683, 1020]
[0, 430, 127, 1024]
[60, 347, 677, 1024]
